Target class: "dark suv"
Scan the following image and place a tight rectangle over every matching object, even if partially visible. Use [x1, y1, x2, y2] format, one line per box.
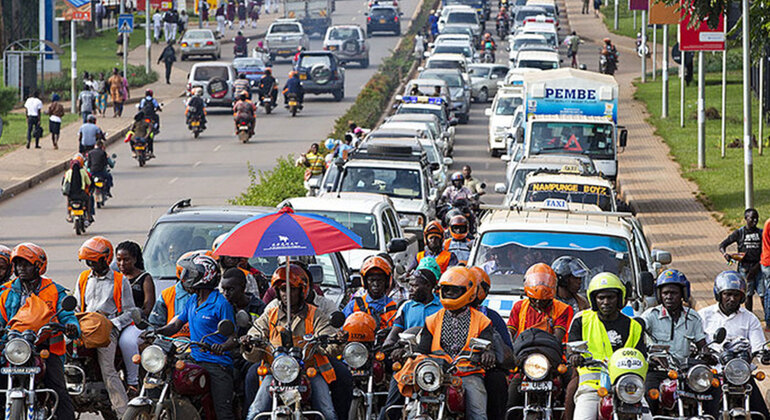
[296, 51, 346, 101]
[366, 6, 402, 35]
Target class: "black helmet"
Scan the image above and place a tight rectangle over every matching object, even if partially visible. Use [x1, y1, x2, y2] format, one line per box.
[177, 254, 221, 290]
[551, 256, 589, 288]
[239, 73, 247, 79]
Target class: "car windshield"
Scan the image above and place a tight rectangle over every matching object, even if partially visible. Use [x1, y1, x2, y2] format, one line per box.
[371, 8, 396, 17]
[442, 26, 473, 36]
[269, 23, 301, 33]
[328, 27, 360, 40]
[515, 9, 546, 23]
[524, 31, 557, 47]
[144, 221, 340, 287]
[306, 211, 379, 249]
[530, 122, 615, 159]
[433, 45, 472, 58]
[184, 30, 213, 40]
[447, 13, 477, 24]
[193, 66, 229, 81]
[396, 106, 447, 125]
[427, 60, 463, 70]
[469, 66, 490, 77]
[494, 96, 523, 115]
[517, 59, 558, 70]
[421, 71, 462, 87]
[524, 181, 613, 211]
[513, 38, 547, 50]
[475, 231, 633, 293]
[340, 167, 423, 199]
[299, 55, 332, 68]
[233, 58, 265, 68]
[446, 0, 481, 6]
[423, 142, 439, 165]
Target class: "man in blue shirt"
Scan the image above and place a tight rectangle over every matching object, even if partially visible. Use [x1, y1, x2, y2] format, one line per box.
[154, 254, 236, 420]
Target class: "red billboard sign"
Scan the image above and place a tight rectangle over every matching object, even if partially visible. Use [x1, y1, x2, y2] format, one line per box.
[679, 4, 725, 51]
[137, 0, 173, 11]
[629, 0, 648, 11]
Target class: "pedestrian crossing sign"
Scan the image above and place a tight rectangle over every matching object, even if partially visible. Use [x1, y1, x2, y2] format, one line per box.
[118, 14, 134, 34]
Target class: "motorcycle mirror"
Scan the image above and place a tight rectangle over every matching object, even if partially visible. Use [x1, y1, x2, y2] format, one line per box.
[111, 153, 117, 159]
[329, 311, 346, 329]
[714, 327, 727, 344]
[61, 295, 77, 312]
[217, 319, 235, 337]
[129, 308, 143, 325]
[398, 332, 417, 345]
[236, 310, 252, 329]
[469, 337, 491, 351]
[566, 341, 589, 354]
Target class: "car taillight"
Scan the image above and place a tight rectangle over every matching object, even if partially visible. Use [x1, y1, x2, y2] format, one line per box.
[187, 83, 192, 92]
[367, 16, 371, 22]
[323, 45, 328, 50]
[394, 16, 398, 21]
[181, 42, 188, 47]
[206, 41, 214, 46]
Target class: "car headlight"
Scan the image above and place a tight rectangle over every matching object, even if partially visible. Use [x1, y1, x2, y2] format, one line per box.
[343, 342, 369, 369]
[415, 360, 442, 392]
[523, 353, 550, 380]
[140, 345, 167, 374]
[724, 358, 751, 385]
[686, 364, 714, 393]
[272, 355, 300, 384]
[4, 339, 31, 365]
[615, 374, 645, 404]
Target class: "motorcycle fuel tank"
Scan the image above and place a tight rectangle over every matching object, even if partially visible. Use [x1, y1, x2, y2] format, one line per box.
[173, 362, 211, 396]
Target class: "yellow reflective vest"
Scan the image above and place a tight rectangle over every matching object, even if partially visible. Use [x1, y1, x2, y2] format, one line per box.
[577, 310, 642, 389]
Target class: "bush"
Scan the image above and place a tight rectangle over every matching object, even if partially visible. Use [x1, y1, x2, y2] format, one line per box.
[229, 156, 307, 207]
[0, 87, 17, 116]
[44, 65, 158, 101]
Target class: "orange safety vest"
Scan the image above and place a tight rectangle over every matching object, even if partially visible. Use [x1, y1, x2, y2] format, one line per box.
[0, 277, 66, 355]
[161, 286, 190, 338]
[267, 305, 337, 384]
[352, 295, 397, 329]
[417, 250, 453, 273]
[77, 270, 124, 313]
[515, 298, 572, 343]
[424, 307, 491, 376]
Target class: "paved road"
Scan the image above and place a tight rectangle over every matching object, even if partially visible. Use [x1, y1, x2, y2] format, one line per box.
[0, 0, 423, 288]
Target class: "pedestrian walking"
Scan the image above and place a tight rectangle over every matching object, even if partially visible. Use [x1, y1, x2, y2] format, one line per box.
[95, 73, 108, 117]
[414, 32, 425, 58]
[237, 1, 247, 29]
[77, 84, 96, 123]
[120, 71, 130, 117]
[216, 3, 226, 34]
[761, 217, 770, 331]
[720, 208, 763, 312]
[248, 1, 259, 28]
[163, 9, 174, 42]
[581, 0, 589, 13]
[563, 31, 581, 68]
[95, 1, 106, 29]
[226, 1, 236, 27]
[116, 32, 127, 56]
[108, 68, 123, 117]
[23, 91, 43, 149]
[179, 10, 188, 33]
[152, 9, 163, 42]
[46, 93, 64, 150]
[158, 40, 177, 84]
[429, 11, 439, 40]
[199, 0, 210, 26]
[593, 0, 601, 17]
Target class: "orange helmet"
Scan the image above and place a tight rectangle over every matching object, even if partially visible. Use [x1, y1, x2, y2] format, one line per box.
[343, 311, 377, 342]
[523, 263, 557, 300]
[438, 266, 477, 311]
[424, 220, 444, 240]
[176, 250, 216, 279]
[449, 215, 469, 241]
[361, 255, 392, 287]
[0, 245, 11, 266]
[10, 243, 47, 275]
[71, 153, 85, 167]
[469, 266, 491, 301]
[271, 263, 310, 299]
[78, 236, 114, 264]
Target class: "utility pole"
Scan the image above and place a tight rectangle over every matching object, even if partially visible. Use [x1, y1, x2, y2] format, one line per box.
[721, 21, 727, 158]
[652, 25, 657, 81]
[121, 0, 128, 76]
[679, 26, 685, 128]
[70, 20, 76, 114]
[662, 24, 669, 118]
[760, 57, 764, 156]
[697, 51, 705, 168]
[742, 0, 753, 207]
[146, 0, 151, 74]
[614, 0, 618, 30]
[641, 10, 646, 83]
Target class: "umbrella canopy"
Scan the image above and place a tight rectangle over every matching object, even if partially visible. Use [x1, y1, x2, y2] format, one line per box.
[212, 206, 362, 258]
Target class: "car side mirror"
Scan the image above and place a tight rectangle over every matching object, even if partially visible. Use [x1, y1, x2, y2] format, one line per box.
[430, 162, 439, 171]
[329, 311, 346, 329]
[651, 249, 672, 265]
[423, 52, 430, 58]
[640, 271, 655, 297]
[494, 182, 506, 193]
[236, 310, 252, 329]
[443, 157, 453, 166]
[484, 108, 492, 116]
[61, 295, 77, 312]
[217, 319, 235, 337]
[349, 273, 363, 288]
[308, 264, 325, 284]
[364, 12, 369, 15]
[417, 66, 425, 72]
[449, 118, 459, 126]
[491, 74, 499, 79]
[500, 154, 511, 162]
[387, 238, 409, 253]
[579, 64, 587, 70]
[619, 128, 628, 148]
[515, 127, 524, 143]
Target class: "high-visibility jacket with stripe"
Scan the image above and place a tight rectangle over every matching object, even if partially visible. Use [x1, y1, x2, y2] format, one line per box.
[351, 294, 397, 329]
[0, 277, 67, 355]
[77, 270, 124, 313]
[424, 307, 491, 376]
[577, 310, 642, 389]
[417, 250, 453, 273]
[161, 285, 190, 338]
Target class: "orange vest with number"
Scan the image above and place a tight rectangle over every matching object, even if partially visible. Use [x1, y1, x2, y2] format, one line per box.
[515, 298, 572, 343]
[161, 285, 190, 338]
[417, 250, 453, 273]
[267, 304, 337, 384]
[77, 270, 123, 313]
[424, 307, 491, 376]
[0, 277, 66, 355]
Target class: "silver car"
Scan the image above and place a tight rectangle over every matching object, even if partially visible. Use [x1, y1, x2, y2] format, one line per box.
[322, 25, 369, 67]
[179, 29, 221, 60]
[468, 63, 508, 103]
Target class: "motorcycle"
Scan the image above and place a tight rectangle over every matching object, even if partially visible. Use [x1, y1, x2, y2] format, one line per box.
[91, 154, 116, 208]
[713, 336, 770, 419]
[234, 39, 250, 58]
[636, 34, 650, 58]
[344, 325, 391, 420]
[286, 93, 301, 117]
[260, 92, 276, 114]
[68, 199, 89, 235]
[0, 295, 78, 420]
[482, 48, 495, 63]
[236, 118, 253, 143]
[237, 310, 346, 420]
[599, 50, 618, 75]
[122, 319, 236, 420]
[132, 136, 151, 167]
[496, 18, 508, 38]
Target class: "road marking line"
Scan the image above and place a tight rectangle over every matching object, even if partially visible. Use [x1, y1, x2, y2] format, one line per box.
[194, 161, 203, 167]
[214, 145, 222, 152]
[169, 177, 179, 184]
[351, 17, 356, 21]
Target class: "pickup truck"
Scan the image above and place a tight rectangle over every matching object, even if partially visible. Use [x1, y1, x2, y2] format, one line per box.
[263, 19, 310, 61]
[285, 0, 333, 36]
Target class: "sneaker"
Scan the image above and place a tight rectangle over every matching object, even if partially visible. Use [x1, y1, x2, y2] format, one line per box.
[66, 216, 73, 223]
[84, 220, 91, 228]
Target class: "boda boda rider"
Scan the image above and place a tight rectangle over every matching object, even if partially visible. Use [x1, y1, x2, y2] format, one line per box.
[148, 250, 210, 335]
[443, 214, 473, 265]
[0, 245, 12, 284]
[640, 269, 714, 415]
[185, 87, 207, 129]
[128, 111, 153, 157]
[699, 271, 770, 418]
[441, 172, 474, 204]
[283, 70, 304, 107]
[551, 256, 590, 313]
[407, 221, 457, 274]
[567, 273, 647, 420]
[233, 73, 251, 99]
[0, 243, 80, 420]
[258, 68, 278, 103]
[74, 236, 136, 418]
[151, 253, 237, 420]
[379, 258, 442, 420]
[233, 92, 256, 136]
[343, 255, 398, 329]
[242, 264, 343, 420]
[408, 266, 496, 419]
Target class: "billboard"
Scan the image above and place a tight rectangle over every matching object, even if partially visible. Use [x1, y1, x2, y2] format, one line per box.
[648, 0, 679, 24]
[56, 0, 92, 21]
[629, 0, 648, 11]
[679, 4, 725, 51]
[137, 0, 174, 11]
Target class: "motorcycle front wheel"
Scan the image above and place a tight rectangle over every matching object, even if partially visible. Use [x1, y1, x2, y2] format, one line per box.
[349, 397, 366, 420]
[122, 405, 152, 420]
[8, 398, 24, 420]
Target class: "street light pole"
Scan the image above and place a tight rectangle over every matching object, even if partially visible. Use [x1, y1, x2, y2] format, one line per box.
[742, 0, 754, 207]
[697, 50, 705, 168]
[662, 24, 669, 118]
[614, 0, 618, 30]
[70, 21, 77, 114]
[641, 10, 647, 83]
[121, 0, 128, 76]
[146, 0, 151, 74]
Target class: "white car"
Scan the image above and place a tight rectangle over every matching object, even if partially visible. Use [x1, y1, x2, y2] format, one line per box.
[515, 21, 559, 49]
[514, 49, 560, 70]
[439, 8, 482, 38]
[432, 33, 473, 48]
[516, 172, 618, 212]
[380, 120, 449, 157]
[424, 53, 470, 75]
[485, 89, 524, 156]
[507, 33, 549, 64]
[495, 154, 599, 203]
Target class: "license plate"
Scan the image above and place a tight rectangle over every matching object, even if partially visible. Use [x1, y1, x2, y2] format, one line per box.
[278, 49, 291, 54]
[239, 126, 249, 131]
[194, 43, 200, 47]
[135, 146, 145, 150]
[1, 367, 40, 375]
[329, 45, 337, 50]
[191, 121, 200, 126]
[520, 381, 552, 391]
[379, 19, 386, 23]
[71, 209, 84, 216]
[94, 181, 104, 188]
[299, 74, 307, 80]
[289, 101, 298, 106]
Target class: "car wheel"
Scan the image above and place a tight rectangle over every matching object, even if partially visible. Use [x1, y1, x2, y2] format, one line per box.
[333, 87, 344, 101]
[360, 57, 369, 68]
[478, 87, 488, 103]
[460, 113, 469, 124]
[395, 26, 401, 36]
[180, 55, 186, 61]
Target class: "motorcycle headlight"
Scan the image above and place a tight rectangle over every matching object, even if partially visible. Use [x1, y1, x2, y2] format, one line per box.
[686, 364, 714, 393]
[415, 360, 442, 392]
[615, 374, 645, 404]
[272, 355, 300, 384]
[724, 358, 751, 385]
[4, 339, 31, 365]
[140, 345, 167, 374]
[343, 342, 369, 369]
[523, 353, 550, 381]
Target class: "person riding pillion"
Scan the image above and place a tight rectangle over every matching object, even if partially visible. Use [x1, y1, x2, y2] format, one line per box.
[408, 220, 458, 274]
[148, 250, 208, 337]
[258, 68, 278, 103]
[185, 87, 207, 129]
[443, 214, 473, 265]
[343, 255, 398, 329]
[507, 263, 574, 343]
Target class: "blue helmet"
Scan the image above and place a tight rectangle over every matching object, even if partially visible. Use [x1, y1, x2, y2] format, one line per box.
[713, 270, 747, 303]
[655, 269, 690, 301]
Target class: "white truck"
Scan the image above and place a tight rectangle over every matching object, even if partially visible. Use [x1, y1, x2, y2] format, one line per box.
[285, 0, 333, 37]
[521, 68, 628, 182]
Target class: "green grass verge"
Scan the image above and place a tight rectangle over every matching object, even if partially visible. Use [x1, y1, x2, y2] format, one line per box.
[60, 27, 148, 72]
[633, 71, 769, 228]
[598, 1, 675, 46]
[0, 113, 79, 157]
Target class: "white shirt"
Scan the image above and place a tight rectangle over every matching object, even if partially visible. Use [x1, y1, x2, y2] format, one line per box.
[74, 270, 137, 331]
[24, 97, 42, 117]
[153, 12, 163, 27]
[698, 303, 766, 352]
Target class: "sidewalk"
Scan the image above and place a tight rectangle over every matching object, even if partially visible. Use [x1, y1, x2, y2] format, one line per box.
[0, 15, 278, 202]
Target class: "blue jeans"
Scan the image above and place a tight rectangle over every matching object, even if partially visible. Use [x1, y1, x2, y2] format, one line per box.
[462, 374, 488, 420]
[248, 374, 337, 420]
[762, 265, 770, 324]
